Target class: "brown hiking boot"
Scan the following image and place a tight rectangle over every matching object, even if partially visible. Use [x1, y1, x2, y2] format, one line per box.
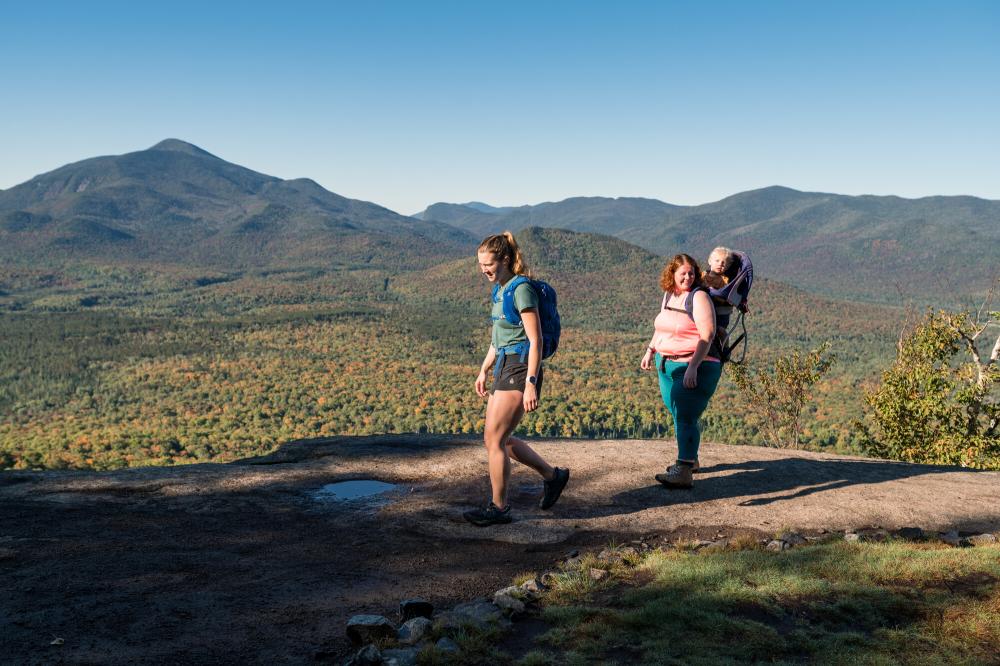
[655, 463, 694, 489]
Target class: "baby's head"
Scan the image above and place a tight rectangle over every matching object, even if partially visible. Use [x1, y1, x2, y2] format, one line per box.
[708, 247, 734, 274]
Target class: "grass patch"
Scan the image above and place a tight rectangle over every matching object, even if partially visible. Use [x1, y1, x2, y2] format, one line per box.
[531, 540, 1000, 664]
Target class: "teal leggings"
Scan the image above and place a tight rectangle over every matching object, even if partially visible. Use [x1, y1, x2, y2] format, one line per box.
[656, 355, 722, 461]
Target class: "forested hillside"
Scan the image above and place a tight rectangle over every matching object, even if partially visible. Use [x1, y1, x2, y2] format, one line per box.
[0, 227, 903, 470]
[419, 188, 1000, 303]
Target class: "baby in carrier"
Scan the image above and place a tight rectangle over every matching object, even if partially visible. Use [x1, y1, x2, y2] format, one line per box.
[702, 246, 736, 291]
[700, 246, 753, 363]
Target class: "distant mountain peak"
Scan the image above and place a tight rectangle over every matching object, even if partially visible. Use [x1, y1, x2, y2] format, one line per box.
[148, 139, 219, 159]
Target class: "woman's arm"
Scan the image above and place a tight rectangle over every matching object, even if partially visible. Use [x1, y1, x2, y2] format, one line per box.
[684, 290, 717, 388]
[520, 308, 541, 412]
[476, 345, 497, 397]
[641, 293, 665, 370]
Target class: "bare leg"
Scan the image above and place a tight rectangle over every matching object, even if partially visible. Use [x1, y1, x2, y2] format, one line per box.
[484, 390, 525, 508]
[505, 436, 555, 481]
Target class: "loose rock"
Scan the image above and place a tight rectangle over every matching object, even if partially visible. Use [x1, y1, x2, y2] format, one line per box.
[597, 546, 638, 562]
[346, 615, 396, 646]
[397, 617, 432, 646]
[766, 540, 789, 552]
[520, 578, 546, 594]
[778, 532, 807, 546]
[493, 588, 526, 615]
[895, 527, 925, 541]
[589, 567, 609, 581]
[939, 531, 963, 547]
[399, 598, 433, 622]
[344, 644, 381, 666]
[967, 533, 997, 546]
[435, 599, 509, 633]
[435, 637, 460, 653]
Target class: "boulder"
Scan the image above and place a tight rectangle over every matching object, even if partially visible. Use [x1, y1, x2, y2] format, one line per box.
[398, 598, 433, 622]
[397, 617, 432, 646]
[520, 578, 546, 594]
[777, 532, 807, 546]
[493, 591, 525, 615]
[434, 599, 509, 633]
[894, 527, 925, 541]
[382, 647, 421, 666]
[766, 540, 789, 552]
[346, 615, 396, 646]
[939, 531, 963, 547]
[597, 546, 638, 562]
[343, 644, 381, 666]
[967, 533, 997, 546]
[435, 637, 460, 653]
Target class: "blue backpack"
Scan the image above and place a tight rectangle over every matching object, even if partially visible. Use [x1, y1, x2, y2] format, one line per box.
[490, 276, 561, 375]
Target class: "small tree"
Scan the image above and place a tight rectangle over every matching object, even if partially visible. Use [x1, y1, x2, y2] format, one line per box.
[857, 304, 1000, 469]
[730, 342, 836, 448]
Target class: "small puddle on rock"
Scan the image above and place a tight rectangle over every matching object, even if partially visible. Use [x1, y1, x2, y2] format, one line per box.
[312, 480, 397, 502]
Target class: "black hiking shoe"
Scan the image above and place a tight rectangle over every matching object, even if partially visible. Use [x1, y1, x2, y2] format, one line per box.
[463, 502, 512, 527]
[539, 467, 570, 510]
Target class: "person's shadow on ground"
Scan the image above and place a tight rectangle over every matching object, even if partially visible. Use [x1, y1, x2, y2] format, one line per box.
[577, 457, 979, 519]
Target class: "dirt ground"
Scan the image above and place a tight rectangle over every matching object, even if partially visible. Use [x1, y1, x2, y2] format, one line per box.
[2, 434, 999, 664]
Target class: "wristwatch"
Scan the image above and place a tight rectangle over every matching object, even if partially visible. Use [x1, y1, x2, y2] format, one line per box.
[527, 375, 537, 386]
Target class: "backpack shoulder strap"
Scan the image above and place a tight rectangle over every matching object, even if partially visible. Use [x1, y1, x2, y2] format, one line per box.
[501, 275, 530, 325]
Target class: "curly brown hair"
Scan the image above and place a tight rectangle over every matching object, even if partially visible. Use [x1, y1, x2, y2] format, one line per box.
[659, 253, 703, 293]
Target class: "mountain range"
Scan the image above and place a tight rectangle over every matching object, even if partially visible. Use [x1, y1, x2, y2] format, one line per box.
[2, 140, 996, 303]
[418, 189, 1000, 302]
[0, 139, 475, 269]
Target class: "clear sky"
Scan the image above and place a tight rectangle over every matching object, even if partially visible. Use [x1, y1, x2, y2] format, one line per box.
[2, 1, 998, 215]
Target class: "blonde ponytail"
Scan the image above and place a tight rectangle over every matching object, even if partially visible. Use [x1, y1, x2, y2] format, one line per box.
[478, 231, 532, 277]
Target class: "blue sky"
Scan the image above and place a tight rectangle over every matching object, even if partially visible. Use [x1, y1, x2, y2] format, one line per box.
[2, 1, 998, 214]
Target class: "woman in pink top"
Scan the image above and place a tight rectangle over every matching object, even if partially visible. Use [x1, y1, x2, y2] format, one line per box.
[640, 254, 723, 488]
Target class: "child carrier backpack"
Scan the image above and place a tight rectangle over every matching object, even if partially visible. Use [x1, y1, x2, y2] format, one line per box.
[491, 275, 561, 376]
[706, 250, 753, 363]
[668, 251, 753, 364]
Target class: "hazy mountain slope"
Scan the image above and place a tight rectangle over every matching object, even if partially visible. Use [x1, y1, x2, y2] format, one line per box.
[418, 187, 1000, 302]
[420, 197, 679, 240]
[0, 139, 476, 268]
[399, 226, 902, 353]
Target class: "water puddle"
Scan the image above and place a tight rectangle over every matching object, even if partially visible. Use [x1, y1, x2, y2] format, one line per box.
[312, 480, 397, 502]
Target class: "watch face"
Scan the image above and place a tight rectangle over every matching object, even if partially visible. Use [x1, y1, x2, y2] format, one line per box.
[527, 375, 537, 385]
